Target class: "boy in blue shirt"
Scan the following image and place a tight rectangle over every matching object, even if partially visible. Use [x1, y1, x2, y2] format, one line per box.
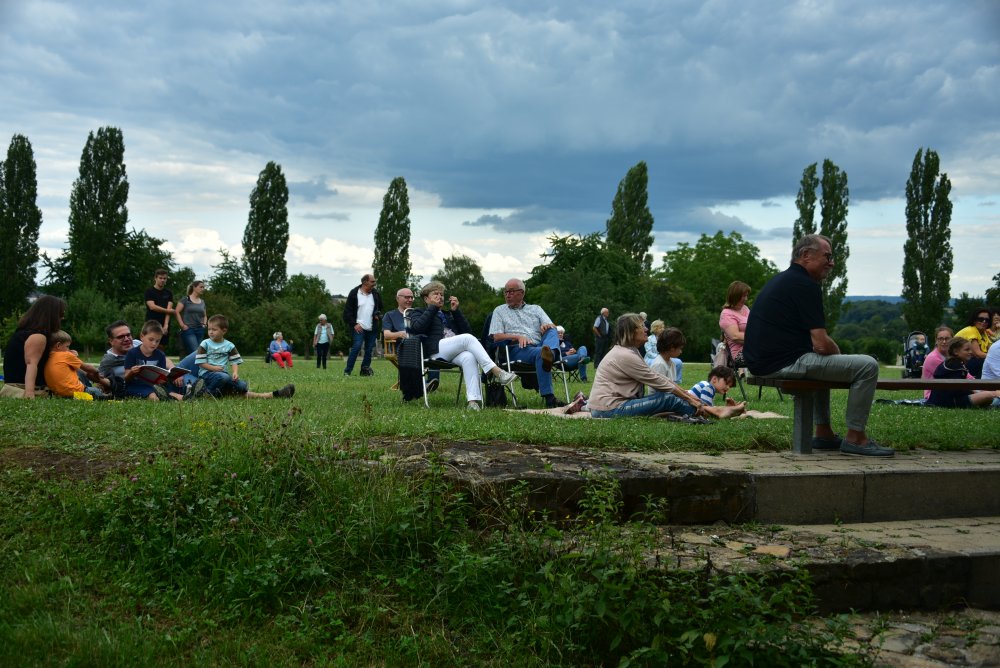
[688, 366, 738, 407]
[195, 314, 295, 399]
[124, 320, 188, 401]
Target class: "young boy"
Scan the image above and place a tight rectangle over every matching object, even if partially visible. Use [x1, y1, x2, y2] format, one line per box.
[195, 314, 295, 399]
[124, 320, 188, 401]
[688, 366, 738, 407]
[650, 327, 685, 382]
[44, 330, 112, 399]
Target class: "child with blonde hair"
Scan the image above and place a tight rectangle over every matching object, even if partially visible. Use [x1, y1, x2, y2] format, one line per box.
[44, 330, 111, 399]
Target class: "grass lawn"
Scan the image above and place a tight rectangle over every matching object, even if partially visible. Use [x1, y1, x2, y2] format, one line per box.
[0, 355, 993, 458]
[0, 353, 984, 665]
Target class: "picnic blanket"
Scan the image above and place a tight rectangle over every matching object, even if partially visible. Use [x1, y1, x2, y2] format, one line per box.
[513, 408, 788, 420]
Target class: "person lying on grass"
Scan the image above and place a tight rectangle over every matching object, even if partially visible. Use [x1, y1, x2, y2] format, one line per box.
[926, 336, 1000, 409]
[587, 313, 745, 420]
[688, 366, 741, 407]
[195, 314, 295, 400]
[124, 320, 189, 401]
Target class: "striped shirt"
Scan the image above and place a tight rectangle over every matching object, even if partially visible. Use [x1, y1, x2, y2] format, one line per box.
[196, 338, 243, 376]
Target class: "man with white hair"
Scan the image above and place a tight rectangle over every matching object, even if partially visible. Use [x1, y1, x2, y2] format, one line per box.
[489, 278, 564, 407]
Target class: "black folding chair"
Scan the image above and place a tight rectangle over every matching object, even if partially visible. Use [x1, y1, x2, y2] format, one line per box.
[494, 343, 571, 408]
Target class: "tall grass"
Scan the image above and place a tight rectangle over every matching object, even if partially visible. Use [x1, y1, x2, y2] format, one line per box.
[0, 386, 868, 665]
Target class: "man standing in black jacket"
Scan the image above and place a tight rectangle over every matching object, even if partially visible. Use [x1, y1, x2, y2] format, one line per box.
[342, 274, 383, 376]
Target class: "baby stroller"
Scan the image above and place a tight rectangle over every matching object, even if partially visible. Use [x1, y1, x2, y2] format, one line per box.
[901, 331, 929, 379]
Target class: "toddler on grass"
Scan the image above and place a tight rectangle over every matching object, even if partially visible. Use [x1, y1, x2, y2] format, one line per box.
[195, 314, 295, 400]
[44, 330, 111, 399]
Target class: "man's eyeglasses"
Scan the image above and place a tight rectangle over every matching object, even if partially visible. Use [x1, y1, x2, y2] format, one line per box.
[401, 295, 414, 300]
[936, 336, 950, 341]
[114, 333, 132, 340]
[504, 288, 524, 294]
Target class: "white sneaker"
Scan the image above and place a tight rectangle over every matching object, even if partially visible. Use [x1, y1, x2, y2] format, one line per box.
[467, 401, 482, 410]
[497, 369, 517, 386]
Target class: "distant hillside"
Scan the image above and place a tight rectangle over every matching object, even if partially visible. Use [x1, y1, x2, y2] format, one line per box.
[843, 295, 905, 304]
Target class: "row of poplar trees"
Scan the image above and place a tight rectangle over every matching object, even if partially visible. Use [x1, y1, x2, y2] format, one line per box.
[0, 127, 972, 355]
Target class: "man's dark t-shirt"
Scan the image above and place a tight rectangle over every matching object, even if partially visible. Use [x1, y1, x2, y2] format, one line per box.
[743, 263, 826, 376]
[144, 287, 173, 325]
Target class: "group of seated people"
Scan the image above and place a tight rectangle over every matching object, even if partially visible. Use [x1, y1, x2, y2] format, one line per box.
[385, 278, 746, 418]
[920, 324, 1000, 408]
[1, 295, 294, 401]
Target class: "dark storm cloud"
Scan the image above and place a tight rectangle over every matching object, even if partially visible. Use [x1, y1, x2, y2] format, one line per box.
[289, 176, 338, 202]
[2, 0, 998, 237]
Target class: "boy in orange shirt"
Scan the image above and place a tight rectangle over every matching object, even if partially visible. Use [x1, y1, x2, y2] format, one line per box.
[44, 330, 112, 399]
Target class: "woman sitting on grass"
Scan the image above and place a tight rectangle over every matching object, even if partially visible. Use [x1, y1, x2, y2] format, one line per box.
[587, 313, 744, 420]
[926, 336, 1000, 409]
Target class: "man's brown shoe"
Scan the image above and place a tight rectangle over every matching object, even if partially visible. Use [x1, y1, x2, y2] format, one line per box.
[540, 346, 554, 372]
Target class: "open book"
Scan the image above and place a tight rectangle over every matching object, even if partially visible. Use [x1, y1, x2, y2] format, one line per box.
[133, 365, 188, 385]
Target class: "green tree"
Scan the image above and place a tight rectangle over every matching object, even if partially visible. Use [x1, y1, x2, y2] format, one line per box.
[986, 272, 1000, 308]
[901, 148, 954, 334]
[373, 176, 412, 296]
[606, 161, 654, 270]
[792, 159, 850, 331]
[242, 161, 289, 301]
[657, 231, 779, 356]
[527, 234, 642, 344]
[66, 127, 130, 302]
[0, 134, 43, 319]
[792, 163, 818, 242]
[64, 287, 121, 356]
[431, 254, 500, 335]
[281, 273, 332, 357]
[209, 249, 251, 304]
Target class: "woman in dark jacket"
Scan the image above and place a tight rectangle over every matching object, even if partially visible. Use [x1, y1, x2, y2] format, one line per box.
[2, 295, 67, 399]
[407, 281, 516, 409]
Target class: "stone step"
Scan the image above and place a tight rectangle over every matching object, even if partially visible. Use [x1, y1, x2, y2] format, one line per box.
[393, 442, 1000, 611]
[654, 517, 1000, 613]
[408, 443, 1000, 525]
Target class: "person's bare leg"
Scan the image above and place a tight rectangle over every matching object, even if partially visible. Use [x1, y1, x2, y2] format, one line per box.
[246, 391, 273, 398]
[969, 391, 1000, 407]
[700, 402, 746, 419]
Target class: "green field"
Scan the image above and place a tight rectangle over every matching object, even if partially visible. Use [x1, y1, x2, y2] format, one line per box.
[1, 357, 982, 665]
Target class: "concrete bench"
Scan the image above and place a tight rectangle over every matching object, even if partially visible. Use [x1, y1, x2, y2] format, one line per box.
[747, 376, 1000, 454]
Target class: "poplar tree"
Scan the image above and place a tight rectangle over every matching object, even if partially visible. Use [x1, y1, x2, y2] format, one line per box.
[66, 127, 130, 302]
[792, 159, 850, 331]
[242, 161, 289, 301]
[606, 161, 654, 270]
[901, 148, 953, 334]
[0, 134, 43, 318]
[372, 176, 412, 295]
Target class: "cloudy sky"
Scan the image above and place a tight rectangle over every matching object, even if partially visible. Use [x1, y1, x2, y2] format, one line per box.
[2, 0, 998, 296]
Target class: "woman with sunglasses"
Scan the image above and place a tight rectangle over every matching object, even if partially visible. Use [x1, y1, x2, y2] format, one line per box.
[955, 308, 993, 378]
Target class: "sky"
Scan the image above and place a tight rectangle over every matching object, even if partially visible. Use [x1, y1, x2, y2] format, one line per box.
[2, 0, 999, 297]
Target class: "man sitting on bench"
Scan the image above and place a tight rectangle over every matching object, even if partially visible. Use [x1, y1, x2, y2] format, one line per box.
[744, 234, 893, 457]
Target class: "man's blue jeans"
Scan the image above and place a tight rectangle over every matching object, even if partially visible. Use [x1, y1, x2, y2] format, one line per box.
[590, 391, 696, 418]
[345, 328, 377, 374]
[560, 345, 589, 380]
[508, 328, 561, 397]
